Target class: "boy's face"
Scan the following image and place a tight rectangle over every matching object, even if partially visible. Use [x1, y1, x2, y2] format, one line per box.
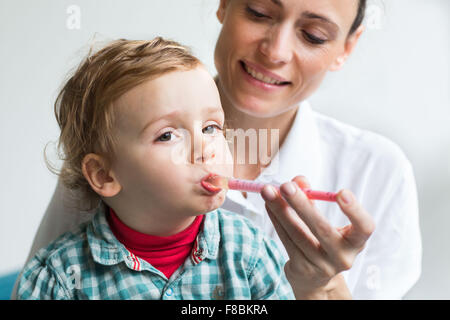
[111, 66, 233, 218]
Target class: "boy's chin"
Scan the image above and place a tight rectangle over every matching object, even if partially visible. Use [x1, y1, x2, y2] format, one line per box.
[196, 193, 226, 214]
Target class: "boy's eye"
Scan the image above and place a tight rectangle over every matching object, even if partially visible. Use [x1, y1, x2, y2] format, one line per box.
[157, 132, 173, 142]
[203, 124, 222, 135]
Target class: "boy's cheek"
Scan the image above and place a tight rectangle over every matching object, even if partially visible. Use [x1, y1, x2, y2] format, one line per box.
[204, 139, 233, 169]
[211, 150, 234, 178]
[220, 140, 234, 176]
[223, 149, 234, 176]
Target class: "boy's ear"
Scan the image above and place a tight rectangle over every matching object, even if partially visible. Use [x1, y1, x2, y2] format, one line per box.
[81, 153, 121, 198]
[216, 0, 229, 24]
[329, 25, 365, 71]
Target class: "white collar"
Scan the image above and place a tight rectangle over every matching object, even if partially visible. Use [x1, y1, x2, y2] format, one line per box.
[225, 101, 323, 205]
[259, 100, 323, 187]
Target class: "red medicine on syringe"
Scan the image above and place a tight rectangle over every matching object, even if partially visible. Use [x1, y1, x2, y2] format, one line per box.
[201, 174, 337, 202]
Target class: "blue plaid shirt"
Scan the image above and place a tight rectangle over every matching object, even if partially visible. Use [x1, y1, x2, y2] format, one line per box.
[17, 204, 294, 300]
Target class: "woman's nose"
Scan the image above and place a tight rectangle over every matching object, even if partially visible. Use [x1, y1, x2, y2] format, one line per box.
[259, 24, 293, 65]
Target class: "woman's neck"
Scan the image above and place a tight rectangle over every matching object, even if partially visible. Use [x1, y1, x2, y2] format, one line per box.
[217, 79, 298, 180]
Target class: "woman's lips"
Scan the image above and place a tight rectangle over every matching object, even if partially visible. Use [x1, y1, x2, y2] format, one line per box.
[242, 60, 290, 83]
[239, 61, 291, 92]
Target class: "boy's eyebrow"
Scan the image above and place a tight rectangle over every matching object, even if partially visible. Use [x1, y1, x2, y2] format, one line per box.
[206, 107, 225, 117]
[140, 110, 180, 136]
[139, 107, 223, 136]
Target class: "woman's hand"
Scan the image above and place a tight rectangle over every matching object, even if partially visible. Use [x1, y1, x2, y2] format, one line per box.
[261, 176, 375, 300]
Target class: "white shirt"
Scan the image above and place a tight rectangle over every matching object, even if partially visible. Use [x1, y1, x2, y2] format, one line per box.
[16, 101, 421, 300]
[223, 101, 422, 299]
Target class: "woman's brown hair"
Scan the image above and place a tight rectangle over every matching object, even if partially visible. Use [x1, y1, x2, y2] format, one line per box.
[349, 0, 367, 35]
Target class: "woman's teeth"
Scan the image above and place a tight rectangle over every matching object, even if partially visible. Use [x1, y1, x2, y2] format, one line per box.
[243, 63, 285, 85]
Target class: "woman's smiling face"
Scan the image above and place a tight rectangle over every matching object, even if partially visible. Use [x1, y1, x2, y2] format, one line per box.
[214, 0, 363, 117]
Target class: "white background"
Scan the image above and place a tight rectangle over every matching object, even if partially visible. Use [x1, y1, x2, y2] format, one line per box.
[0, 0, 449, 299]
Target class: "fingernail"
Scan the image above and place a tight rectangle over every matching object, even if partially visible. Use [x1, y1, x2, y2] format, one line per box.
[282, 182, 297, 196]
[262, 185, 277, 201]
[340, 190, 353, 205]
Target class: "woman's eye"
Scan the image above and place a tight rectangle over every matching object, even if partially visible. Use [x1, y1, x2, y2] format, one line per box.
[157, 132, 173, 142]
[246, 6, 270, 19]
[302, 31, 327, 45]
[203, 124, 222, 135]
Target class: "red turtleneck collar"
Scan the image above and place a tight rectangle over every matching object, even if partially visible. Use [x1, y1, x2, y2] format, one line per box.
[107, 208, 204, 279]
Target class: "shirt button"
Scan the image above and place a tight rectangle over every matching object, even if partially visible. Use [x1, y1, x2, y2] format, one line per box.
[165, 288, 173, 297]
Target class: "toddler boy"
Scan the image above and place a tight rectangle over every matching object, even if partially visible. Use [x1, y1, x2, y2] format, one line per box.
[17, 37, 294, 300]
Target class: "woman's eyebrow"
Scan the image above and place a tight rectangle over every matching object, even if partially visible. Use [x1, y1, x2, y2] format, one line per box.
[301, 11, 339, 30]
[269, 1, 340, 34]
[270, 0, 283, 7]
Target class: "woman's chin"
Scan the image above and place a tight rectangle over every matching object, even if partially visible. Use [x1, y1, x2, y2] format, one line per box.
[233, 96, 274, 118]
[231, 92, 290, 119]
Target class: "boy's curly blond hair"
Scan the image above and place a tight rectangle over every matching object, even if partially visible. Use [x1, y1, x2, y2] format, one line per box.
[48, 37, 200, 209]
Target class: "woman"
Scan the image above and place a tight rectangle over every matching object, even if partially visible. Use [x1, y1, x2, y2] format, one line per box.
[15, 0, 421, 299]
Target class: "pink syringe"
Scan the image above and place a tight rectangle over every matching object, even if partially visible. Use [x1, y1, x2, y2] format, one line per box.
[202, 174, 337, 202]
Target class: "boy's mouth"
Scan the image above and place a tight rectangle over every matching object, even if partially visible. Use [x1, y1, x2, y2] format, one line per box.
[200, 173, 222, 194]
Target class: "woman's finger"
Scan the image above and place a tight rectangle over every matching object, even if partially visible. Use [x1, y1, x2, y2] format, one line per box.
[265, 203, 304, 260]
[262, 186, 337, 273]
[262, 185, 320, 249]
[278, 180, 341, 253]
[291, 176, 315, 206]
[265, 205, 318, 276]
[336, 189, 376, 247]
[267, 205, 330, 286]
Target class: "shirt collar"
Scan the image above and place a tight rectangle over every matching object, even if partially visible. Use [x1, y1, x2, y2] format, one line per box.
[225, 101, 323, 193]
[190, 210, 221, 264]
[263, 100, 323, 186]
[86, 203, 221, 269]
[87, 202, 129, 267]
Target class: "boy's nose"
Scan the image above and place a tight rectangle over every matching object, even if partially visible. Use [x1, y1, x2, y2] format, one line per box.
[191, 130, 206, 164]
[192, 140, 215, 164]
[191, 127, 217, 165]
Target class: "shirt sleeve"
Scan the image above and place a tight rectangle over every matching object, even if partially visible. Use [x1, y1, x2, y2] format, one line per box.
[248, 236, 295, 300]
[346, 152, 422, 299]
[16, 256, 71, 300]
[11, 179, 92, 299]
